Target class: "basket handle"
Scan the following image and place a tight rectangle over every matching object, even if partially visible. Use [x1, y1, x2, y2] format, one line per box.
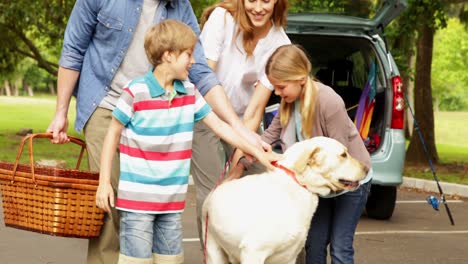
[11, 133, 87, 184]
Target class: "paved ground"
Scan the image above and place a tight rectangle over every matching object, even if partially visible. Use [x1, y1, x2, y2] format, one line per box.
[1, 185, 467, 264]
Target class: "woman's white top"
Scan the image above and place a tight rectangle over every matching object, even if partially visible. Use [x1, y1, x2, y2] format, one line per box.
[200, 7, 290, 116]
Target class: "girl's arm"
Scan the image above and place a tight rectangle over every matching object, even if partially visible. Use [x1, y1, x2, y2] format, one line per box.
[96, 117, 124, 213]
[202, 112, 279, 171]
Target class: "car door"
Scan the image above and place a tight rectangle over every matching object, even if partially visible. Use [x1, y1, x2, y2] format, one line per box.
[287, 0, 407, 37]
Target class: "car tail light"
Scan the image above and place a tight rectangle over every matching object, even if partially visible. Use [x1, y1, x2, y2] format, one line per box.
[391, 76, 404, 129]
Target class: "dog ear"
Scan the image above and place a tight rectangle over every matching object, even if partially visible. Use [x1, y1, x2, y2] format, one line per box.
[293, 147, 321, 173]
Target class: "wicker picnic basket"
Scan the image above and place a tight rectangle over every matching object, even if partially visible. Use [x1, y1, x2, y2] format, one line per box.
[0, 133, 104, 238]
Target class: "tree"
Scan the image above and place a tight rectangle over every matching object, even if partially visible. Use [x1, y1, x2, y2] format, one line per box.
[404, 0, 448, 164]
[288, 0, 374, 15]
[0, 0, 74, 76]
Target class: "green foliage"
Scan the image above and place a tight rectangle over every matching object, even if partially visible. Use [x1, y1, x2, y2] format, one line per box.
[23, 60, 54, 93]
[288, 0, 378, 16]
[191, 0, 219, 20]
[387, 0, 468, 112]
[460, 4, 468, 27]
[432, 18, 468, 111]
[403, 0, 447, 29]
[0, 0, 465, 104]
[0, 0, 74, 77]
[0, 28, 21, 78]
[389, 0, 448, 77]
[192, 0, 383, 19]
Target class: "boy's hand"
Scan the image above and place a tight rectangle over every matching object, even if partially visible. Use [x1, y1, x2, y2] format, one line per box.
[96, 181, 115, 213]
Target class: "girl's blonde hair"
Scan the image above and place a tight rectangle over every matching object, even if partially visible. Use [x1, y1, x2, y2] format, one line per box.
[201, 0, 288, 56]
[144, 19, 197, 67]
[265, 44, 318, 139]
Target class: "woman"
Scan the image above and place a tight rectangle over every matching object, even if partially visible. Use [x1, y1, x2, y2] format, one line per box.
[191, 0, 290, 244]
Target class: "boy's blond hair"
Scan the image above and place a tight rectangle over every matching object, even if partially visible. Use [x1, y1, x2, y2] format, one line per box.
[265, 44, 318, 139]
[144, 19, 197, 67]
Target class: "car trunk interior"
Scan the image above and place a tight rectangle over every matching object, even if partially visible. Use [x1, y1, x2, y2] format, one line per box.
[268, 34, 387, 154]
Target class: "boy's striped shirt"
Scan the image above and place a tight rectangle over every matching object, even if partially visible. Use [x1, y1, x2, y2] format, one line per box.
[113, 70, 211, 214]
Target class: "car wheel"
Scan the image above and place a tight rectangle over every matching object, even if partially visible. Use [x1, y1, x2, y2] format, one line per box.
[365, 184, 397, 220]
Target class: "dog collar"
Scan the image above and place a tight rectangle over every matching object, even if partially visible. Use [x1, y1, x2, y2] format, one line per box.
[271, 161, 307, 189]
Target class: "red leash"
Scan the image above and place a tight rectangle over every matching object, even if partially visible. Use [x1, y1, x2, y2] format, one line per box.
[271, 161, 307, 189]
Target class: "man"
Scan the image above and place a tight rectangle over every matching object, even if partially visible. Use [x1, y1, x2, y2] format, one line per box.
[47, 1, 269, 263]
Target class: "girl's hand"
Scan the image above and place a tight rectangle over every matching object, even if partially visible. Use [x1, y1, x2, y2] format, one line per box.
[96, 181, 115, 213]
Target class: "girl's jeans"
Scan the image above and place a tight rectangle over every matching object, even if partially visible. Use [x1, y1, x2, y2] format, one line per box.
[305, 181, 371, 264]
[120, 211, 183, 258]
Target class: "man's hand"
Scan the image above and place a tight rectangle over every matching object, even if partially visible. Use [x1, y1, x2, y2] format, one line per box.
[47, 114, 70, 144]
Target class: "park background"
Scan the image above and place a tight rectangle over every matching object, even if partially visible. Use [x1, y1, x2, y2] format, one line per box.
[0, 0, 467, 184]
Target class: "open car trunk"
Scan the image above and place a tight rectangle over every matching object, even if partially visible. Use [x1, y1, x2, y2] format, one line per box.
[297, 34, 387, 154]
[265, 34, 388, 154]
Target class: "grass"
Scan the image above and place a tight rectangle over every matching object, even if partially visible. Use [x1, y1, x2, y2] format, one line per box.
[403, 112, 468, 185]
[0, 96, 467, 184]
[404, 143, 468, 185]
[434, 112, 468, 147]
[0, 96, 88, 169]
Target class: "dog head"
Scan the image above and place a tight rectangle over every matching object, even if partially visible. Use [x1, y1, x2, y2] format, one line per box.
[277, 137, 368, 196]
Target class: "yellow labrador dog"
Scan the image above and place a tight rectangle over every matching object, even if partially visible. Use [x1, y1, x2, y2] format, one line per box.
[202, 137, 368, 264]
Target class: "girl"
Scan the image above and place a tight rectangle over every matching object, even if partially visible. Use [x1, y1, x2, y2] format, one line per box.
[234, 44, 373, 263]
[191, 0, 290, 243]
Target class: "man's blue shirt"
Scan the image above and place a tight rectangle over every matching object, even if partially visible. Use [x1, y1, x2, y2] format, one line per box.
[59, 0, 219, 132]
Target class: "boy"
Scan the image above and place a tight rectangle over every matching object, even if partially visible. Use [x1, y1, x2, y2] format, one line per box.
[95, 20, 277, 264]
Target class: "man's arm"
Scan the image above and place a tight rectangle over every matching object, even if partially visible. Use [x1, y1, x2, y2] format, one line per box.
[48, 0, 98, 142]
[47, 67, 80, 144]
